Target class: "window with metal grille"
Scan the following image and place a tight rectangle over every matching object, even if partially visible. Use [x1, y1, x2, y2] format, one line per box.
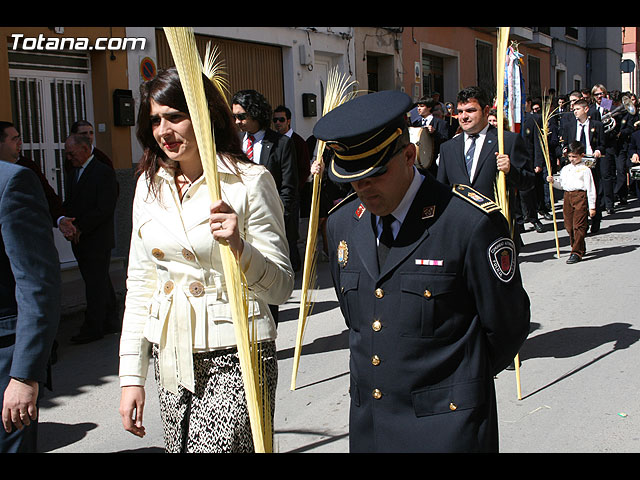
[476, 40, 495, 100]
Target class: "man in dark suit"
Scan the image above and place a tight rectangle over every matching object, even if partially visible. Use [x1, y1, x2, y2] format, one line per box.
[60, 134, 118, 344]
[0, 161, 60, 453]
[273, 105, 311, 272]
[556, 98, 606, 232]
[519, 99, 545, 232]
[232, 90, 298, 321]
[314, 90, 530, 452]
[70, 120, 114, 170]
[412, 95, 449, 175]
[436, 86, 534, 237]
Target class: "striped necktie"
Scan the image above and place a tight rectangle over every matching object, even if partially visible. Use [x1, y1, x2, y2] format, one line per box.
[465, 134, 478, 177]
[246, 134, 255, 162]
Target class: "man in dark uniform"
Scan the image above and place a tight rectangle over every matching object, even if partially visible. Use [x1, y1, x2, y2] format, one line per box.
[313, 90, 530, 453]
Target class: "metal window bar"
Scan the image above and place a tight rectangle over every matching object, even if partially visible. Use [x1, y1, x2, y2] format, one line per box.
[11, 76, 47, 173]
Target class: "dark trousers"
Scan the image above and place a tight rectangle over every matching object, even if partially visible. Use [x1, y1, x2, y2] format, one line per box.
[563, 190, 589, 258]
[614, 151, 629, 199]
[597, 153, 616, 210]
[535, 166, 552, 212]
[519, 186, 539, 222]
[72, 245, 117, 337]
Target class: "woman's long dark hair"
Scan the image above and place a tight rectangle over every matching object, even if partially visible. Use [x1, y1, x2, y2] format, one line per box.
[136, 67, 248, 198]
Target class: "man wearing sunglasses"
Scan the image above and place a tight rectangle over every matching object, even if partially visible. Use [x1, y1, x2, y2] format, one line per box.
[231, 90, 299, 315]
[313, 90, 530, 453]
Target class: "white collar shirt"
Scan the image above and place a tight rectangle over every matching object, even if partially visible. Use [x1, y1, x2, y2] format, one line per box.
[575, 118, 593, 155]
[243, 130, 265, 163]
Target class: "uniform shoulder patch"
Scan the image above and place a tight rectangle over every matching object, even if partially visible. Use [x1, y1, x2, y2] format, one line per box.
[328, 191, 359, 216]
[488, 237, 516, 282]
[452, 184, 502, 214]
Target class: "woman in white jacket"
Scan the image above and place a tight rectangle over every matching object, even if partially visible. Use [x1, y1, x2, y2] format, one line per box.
[118, 67, 294, 452]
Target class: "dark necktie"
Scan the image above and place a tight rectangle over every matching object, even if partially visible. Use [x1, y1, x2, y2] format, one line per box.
[71, 167, 80, 192]
[579, 124, 586, 149]
[465, 134, 478, 177]
[377, 214, 395, 268]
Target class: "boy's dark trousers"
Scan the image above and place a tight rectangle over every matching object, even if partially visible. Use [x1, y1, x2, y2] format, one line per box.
[563, 190, 589, 258]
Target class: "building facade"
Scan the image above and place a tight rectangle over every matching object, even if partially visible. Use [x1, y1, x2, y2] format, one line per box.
[0, 26, 627, 301]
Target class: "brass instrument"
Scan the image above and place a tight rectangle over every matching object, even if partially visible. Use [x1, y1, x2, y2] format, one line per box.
[602, 95, 637, 133]
[582, 155, 596, 168]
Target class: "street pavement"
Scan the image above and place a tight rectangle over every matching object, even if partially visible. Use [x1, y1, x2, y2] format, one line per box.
[37, 195, 640, 453]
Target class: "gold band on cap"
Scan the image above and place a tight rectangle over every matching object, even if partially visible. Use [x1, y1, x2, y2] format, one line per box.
[333, 128, 403, 161]
[330, 143, 391, 180]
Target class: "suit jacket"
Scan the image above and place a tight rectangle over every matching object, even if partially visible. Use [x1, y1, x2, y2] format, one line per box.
[16, 156, 64, 226]
[93, 147, 114, 170]
[119, 161, 294, 393]
[290, 131, 311, 192]
[327, 173, 530, 452]
[436, 125, 534, 200]
[628, 129, 640, 158]
[257, 129, 298, 217]
[62, 155, 118, 253]
[0, 162, 60, 385]
[557, 118, 606, 159]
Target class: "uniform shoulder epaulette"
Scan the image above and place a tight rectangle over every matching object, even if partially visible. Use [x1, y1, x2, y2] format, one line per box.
[452, 184, 502, 214]
[328, 190, 359, 216]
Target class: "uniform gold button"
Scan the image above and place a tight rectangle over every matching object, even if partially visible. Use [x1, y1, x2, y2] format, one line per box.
[371, 355, 380, 366]
[449, 402, 457, 411]
[163, 280, 174, 294]
[189, 281, 205, 297]
[372, 320, 382, 331]
[424, 289, 432, 298]
[151, 248, 164, 260]
[182, 248, 195, 261]
[372, 389, 382, 399]
[375, 288, 384, 298]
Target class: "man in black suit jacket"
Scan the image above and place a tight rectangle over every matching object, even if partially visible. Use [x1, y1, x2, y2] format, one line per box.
[412, 95, 449, 175]
[273, 105, 311, 271]
[232, 90, 298, 322]
[557, 98, 606, 232]
[60, 134, 118, 344]
[313, 90, 530, 452]
[0, 161, 60, 452]
[437, 86, 534, 233]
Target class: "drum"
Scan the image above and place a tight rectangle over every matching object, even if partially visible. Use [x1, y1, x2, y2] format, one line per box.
[630, 165, 640, 180]
[408, 126, 434, 170]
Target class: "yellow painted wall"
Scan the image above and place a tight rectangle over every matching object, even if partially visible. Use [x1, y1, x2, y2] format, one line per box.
[0, 26, 132, 169]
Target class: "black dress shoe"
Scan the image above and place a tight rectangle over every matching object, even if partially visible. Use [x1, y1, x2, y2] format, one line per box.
[566, 253, 581, 264]
[532, 220, 544, 233]
[542, 212, 553, 221]
[70, 333, 103, 344]
[607, 208, 615, 215]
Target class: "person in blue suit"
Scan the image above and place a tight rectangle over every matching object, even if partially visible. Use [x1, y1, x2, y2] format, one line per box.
[0, 159, 60, 453]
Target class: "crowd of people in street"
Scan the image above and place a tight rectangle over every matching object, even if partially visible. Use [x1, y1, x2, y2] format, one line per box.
[1, 63, 638, 453]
